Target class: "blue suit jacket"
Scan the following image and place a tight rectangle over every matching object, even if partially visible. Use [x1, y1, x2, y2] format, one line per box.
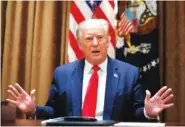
[36, 57, 148, 121]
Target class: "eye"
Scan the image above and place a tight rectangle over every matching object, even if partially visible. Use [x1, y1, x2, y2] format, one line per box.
[85, 37, 93, 41]
[97, 36, 103, 40]
[97, 36, 102, 39]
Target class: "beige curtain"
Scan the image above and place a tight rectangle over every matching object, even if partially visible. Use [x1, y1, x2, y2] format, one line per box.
[2, 1, 185, 122]
[2, 1, 70, 110]
[159, 1, 185, 123]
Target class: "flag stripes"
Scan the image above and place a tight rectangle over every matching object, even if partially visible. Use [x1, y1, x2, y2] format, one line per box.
[68, 0, 117, 62]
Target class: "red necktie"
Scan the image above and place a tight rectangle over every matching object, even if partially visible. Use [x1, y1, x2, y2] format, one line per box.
[82, 65, 100, 117]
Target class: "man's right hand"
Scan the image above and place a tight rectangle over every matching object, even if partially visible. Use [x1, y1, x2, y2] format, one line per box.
[6, 83, 36, 115]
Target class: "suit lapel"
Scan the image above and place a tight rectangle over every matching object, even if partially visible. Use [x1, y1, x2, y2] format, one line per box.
[71, 59, 84, 116]
[103, 57, 119, 120]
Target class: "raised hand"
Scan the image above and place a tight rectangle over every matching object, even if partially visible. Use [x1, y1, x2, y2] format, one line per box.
[6, 83, 36, 115]
[144, 86, 174, 118]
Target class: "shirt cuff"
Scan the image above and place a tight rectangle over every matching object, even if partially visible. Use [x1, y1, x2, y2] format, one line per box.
[26, 113, 36, 120]
[26, 108, 37, 120]
[144, 108, 160, 121]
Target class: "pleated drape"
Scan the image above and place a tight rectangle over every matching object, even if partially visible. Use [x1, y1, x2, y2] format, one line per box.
[2, 1, 70, 108]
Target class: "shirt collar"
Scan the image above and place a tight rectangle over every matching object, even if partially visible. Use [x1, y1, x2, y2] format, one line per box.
[84, 57, 108, 74]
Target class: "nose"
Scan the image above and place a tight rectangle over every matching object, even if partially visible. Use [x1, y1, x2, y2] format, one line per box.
[92, 37, 98, 46]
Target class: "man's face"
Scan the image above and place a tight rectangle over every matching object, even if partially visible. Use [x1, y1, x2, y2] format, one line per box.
[78, 28, 109, 65]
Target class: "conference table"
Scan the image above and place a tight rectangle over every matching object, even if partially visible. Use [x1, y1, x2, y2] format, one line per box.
[2, 119, 185, 126]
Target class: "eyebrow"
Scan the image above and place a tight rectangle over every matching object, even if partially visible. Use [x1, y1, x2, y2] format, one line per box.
[86, 33, 96, 36]
[86, 33, 105, 36]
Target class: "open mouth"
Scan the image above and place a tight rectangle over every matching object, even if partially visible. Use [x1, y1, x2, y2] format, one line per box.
[92, 50, 100, 55]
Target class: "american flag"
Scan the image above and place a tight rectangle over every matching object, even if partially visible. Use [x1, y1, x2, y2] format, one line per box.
[68, 0, 117, 62]
[117, 13, 133, 36]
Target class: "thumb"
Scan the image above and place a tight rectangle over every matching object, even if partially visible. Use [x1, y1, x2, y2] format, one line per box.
[145, 90, 151, 103]
[30, 89, 36, 101]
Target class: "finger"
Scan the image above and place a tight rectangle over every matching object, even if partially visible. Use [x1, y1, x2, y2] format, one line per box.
[7, 90, 18, 100]
[30, 89, 36, 101]
[160, 88, 172, 100]
[15, 83, 27, 95]
[163, 94, 174, 104]
[6, 99, 16, 105]
[154, 86, 168, 97]
[151, 96, 160, 102]
[164, 103, 174, 109]
[8, 85, 20, 96]
[145, 90, 151, 103]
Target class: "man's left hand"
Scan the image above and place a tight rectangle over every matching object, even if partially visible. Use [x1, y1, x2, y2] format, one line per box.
[144, 86, 174, 118]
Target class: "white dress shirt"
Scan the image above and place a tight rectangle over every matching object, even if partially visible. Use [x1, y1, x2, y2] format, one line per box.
[82, 58, 108, 120]
[81, 57, 156, 120]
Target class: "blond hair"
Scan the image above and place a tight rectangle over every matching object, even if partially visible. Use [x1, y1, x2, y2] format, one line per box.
[76, 19, 109, 38]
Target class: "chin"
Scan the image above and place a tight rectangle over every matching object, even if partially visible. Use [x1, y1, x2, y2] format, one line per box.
[91, 56, 104, 64]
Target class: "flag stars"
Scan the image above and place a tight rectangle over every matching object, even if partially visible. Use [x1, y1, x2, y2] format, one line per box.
[147, 64, 151, 70]
[156, 58, 159, 63]
[143, 66, 147, 72]
[151, 60, 157, 67]
[139, 58, 159, 73]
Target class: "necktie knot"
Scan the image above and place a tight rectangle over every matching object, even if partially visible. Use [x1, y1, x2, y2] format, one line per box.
[92, 65, 100, 72]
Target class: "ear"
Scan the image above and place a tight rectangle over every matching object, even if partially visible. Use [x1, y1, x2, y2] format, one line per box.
[109, 36, 111, 41]
[77, 38, 82, 50]
[106, 36, 111, 48]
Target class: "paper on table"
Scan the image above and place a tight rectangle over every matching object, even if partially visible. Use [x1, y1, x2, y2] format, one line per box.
[41, 117, 64, 125]
[114, 122, 165, 127]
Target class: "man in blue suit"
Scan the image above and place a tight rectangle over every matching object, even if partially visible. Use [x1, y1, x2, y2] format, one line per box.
[7, 19, 174, 122]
